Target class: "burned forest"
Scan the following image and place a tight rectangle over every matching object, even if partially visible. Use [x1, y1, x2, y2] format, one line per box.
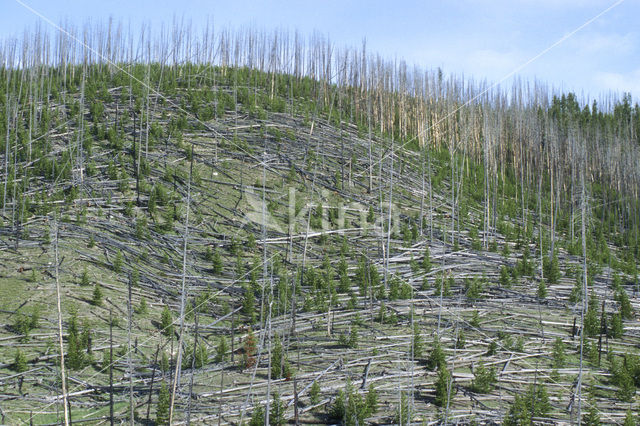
[1, 22, 640, 425]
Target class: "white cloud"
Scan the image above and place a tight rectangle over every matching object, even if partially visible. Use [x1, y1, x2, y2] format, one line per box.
[593, 68, 640, 96]
[458, 0, 613, 11]
[468, 49, 524, 75]
[513, 0, 611, 7]
[569, 31, 636, 55]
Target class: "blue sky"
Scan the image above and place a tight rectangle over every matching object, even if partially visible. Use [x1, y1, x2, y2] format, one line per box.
[2, 0, 638, 101]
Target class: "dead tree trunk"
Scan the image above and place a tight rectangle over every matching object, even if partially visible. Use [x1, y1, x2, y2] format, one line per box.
[54, 220, 70, 426]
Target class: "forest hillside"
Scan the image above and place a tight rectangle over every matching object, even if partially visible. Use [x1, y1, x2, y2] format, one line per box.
[1, 23, 640, 425]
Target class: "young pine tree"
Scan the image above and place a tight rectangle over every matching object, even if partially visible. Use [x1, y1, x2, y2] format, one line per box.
[271, 336, 291, 379]
[569, 275, 583, 304]
[394, 392, 409, 425]
[470, 310, 481, 328]
[499, 265, 511, 288]
[242, 284, 256, 324]
[616, 289, 633, 319]
[241, 328, 257, 370]
[248, 405, 265, 426]
[422, 246, 432, 272]
[66, 313, 85, 370]
[582, 395, 601, 425]
[471, 362, 497, 393]
[135, 297, 148, 315]
[80, 267, 90, 286]
[348, 326, 359, 349]
[212, 247, 223, 275]
[543, 252, 560, 284]
[552, 337, 566, 368]
[160, 306, 173, 336]
[503, 384, 550, 426]
[309, 380, 321, 405]
[610, 312, 624, 339]
[13, 349, 28, 373]
[156, 380, 170, 425]
[537, 280, 547, 299]
[113, 249, 123, 273]
[270, 391, 286, 426]
[434, 365, 454, 407]
[91, 284, 103, 306]
[623, 409, 636, 426]
[427, 336, 446, 371]
[215, 336, 229, 362]
[160, 351, 170, 373]
[182, 342, 208, 369]
[584, 292, 600, 337]
[412, 324, 424, 358]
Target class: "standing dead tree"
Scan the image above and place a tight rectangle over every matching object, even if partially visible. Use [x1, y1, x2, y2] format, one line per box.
[54, 218, 70, 426]
[169, 149, 194, 424]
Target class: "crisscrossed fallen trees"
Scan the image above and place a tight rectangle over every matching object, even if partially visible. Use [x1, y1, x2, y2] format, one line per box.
[1, 32, 639, 424]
